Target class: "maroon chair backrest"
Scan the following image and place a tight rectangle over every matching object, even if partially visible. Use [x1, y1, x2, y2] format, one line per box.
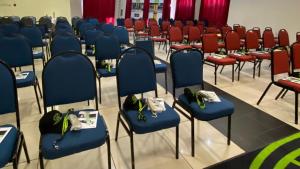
[206, 27, 220, 34]
[225, 31, 241, 51]
[188, 26, 201, 42]
[174, 20, 183, 29]
[296, 32, 300, 43]
[291, 42, 300, 70]
[134, 20, 145, 32]
[272, 48, 290, 77]
[222, 26, 232, 37]
[265, 27, 272, 31]
[246, 30, 259, 50]
[149, 25, 161, 37]
[253, 27, 261, 39]
[278, 29, 290, 47]
[236, 26, 246, 39]
[148, 19, 157, 27]
[182, 25, 190, 35]
[169, 26, 183, 42]
[263, 29, 276, 49]
[162, 21, 170, 32]
[186, 20, 194, 26]
[202, 34, 218, 53]
[125, 18, 133, 28]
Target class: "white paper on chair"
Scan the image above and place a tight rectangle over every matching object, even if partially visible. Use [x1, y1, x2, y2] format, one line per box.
[147, 97, 166, 113]
[213, 54, 227, 59]
[197, 90, 221, 102]
[78, 111, 98, 129]
[16, 72, 29, 80]
[0, 127, 12, 144]
[154, 60, 162, 64]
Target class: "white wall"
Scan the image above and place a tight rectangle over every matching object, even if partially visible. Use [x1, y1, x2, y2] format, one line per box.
[0, 0, 72, 21]
[228, 0, 300, 42]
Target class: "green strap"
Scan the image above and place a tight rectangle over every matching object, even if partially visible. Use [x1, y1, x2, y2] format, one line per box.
[250, 132, 300, 169]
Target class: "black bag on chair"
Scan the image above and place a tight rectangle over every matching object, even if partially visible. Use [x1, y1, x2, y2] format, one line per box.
[39, 110, 71, 135]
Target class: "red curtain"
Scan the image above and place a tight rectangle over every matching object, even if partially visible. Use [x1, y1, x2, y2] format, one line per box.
[125, 0, 132, 18]
[199, 0, 230, 28]
[162, 0, 171, 21]
[175, 0, 196, 20]
[83, 0, 115, 24]
[143, 0, 150, 21]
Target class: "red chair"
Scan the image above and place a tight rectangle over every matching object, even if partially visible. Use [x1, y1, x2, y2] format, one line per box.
[297, 32, 300, 42]
[186, 20, 194, 26]
[262, 29, 276, 50]
[291, 42, 300, 76]
[253, 27, 262, 44]
[161, 20, 170, 37]
[124, 18, 134, 33]
[174, 20, 183, 29]
[257, 47, 299, 124]
[134, 19, 148, 39]
[182, 25, 190, 40]
[188, 26, 201, 44]
[206, 27, 220, 34]
[203, 34, 236, 85]
[236, 26, 246, 46]
[225, 31, 256, 80]
[222, 26, 232, 39]
[148, 18, 157, 27]
[246, 30, 271, 77]
[167, 26, 192, 60]
[149, 25, 167, 52]
[278, 29, 290, 47]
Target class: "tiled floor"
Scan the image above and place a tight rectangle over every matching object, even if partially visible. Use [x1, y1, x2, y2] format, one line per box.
[2, 41, 299, 169]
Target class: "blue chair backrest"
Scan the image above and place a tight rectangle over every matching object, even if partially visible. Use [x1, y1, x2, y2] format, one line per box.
[20, 26, 43, 47]
[170, 49, 204, 89]
[71, 16, 81, 27]
[50, 35, 81, 56]
[117, 47, 157, 97]
[0, 35, 33, 67]
[10, 16, 20, 22]
[85, 29, 104, 46]
[56, 22, 72, 30]
[135, 39, 154, 58]
[95, 35, 121, 61]
[117, 18, 124, 26]
[102, 23, 114, 34]
[42, 52, 97, 107]
[79, 22, 94, 37]
[0, 23, 20, 35]
[0, 60, 18, 115]
[88, 18, 99, 26]
[112, 27, 129, 45]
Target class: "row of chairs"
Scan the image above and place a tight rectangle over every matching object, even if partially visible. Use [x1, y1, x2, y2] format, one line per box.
[0, 48, 234, 169]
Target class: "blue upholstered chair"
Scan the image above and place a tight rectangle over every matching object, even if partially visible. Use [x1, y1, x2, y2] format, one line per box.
[101, 23, 114, 35]
[115, 47, 180, 169]
[95, 35, 121, 103]
[0, 23, 20, 35]
[87, 18, 99, 26]
[112, 26, 132, 48]
[135, 39, 168, 94]
[116, 18, 125, 26]
[20, 27, 47, 65]
[170, 49, 234, 156]
[50, 34, 82, 57]
[0, 34, 42, 114]
[84, 29, 104, 56]
[78, 22, 94, 41]
[39, 51, 111, 169]
[0, 60, 30, 169]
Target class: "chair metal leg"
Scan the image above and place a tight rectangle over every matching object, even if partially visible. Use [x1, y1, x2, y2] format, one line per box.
[130, 131, 135, 169]
[34, 85, 42, 114]
[87, 100, 90, 106]
[237, 62, 241, 81]
[23, 136, 30, 163]
[176, 126, 179, 159]
[257, 82, 273, 105]
[227, 115, 231, 145]
[281, 89, 288, 99]
[106, 135, 112, 169]
[36, 78, 43, 98]
[167, 48, 171, 60]
[98, 77, 102, 104]
[13, 160, 18, 169]
[39, 152, 44, 169]
[295, 92, 298, 124]
[165, 71, 168, 94]
[220, 65, 225, 73]
[275, 88, 285, 100]
[253, 60, 256, 79]
[214, 64, 218, 85]
[115, 112, 121, 141]
[191, 117, 195, 157]
[231, 64, 234, 82]
[258, 60, 262, 77]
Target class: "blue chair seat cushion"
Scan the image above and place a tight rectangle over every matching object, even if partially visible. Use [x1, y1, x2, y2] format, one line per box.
[41, 110, 108, 160]
[16, 71, 36, 88]
[0, 125, 18, 168]
[33, 51, 44, 59]
[97, 68, 116, 77]
[155, 63, 167, 73]
[123, 103, 180, 134]
[178, 94, 234, 121]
